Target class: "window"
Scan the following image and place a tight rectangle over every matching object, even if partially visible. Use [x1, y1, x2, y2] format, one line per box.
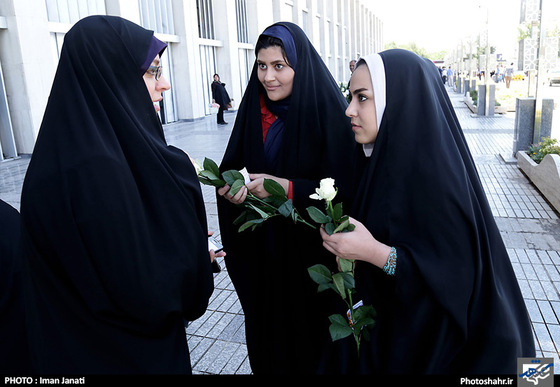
[139, 0, 175, 35]
[196, 0, 215, 40]
[235, 0, 249, 44]
[45, 0, 106, 23]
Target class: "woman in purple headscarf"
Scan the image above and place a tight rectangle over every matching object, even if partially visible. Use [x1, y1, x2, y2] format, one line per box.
[20, 16, 214, 374]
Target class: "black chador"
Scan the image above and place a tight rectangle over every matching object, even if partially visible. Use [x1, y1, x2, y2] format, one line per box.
[352, 50, 535, 374]
[217, 22, 364, 374]
[20, 16, 213, 374]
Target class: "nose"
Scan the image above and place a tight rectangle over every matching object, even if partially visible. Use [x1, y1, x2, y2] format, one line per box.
[345, 99, 356, 117]
[263, 68, 275, 83]
[156, 75, 171, 92]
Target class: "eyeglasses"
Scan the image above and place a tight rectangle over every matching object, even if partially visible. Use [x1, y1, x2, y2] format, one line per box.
[146, 65, 163, 81]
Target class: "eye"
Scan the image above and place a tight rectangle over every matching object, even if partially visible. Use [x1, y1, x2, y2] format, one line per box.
[358, 94, 368, 102]
[275, 63, 285, 70]
[258, 63, 267, 70]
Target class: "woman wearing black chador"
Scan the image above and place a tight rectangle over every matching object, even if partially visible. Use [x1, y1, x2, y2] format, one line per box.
[216, 22, 363, 374]
[320, 50, 536, 374]
[211, 74, 231, 125]
[20, 16, 214, 374]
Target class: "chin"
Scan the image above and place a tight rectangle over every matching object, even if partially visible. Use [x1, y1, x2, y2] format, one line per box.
[266, 92, 286, 101]
[354, 134, 367, 144]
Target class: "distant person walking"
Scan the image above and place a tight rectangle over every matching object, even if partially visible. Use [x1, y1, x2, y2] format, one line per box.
[446, 67, 453, 86]
[211, 74, 232, 125]
[505, 63, 514, 88]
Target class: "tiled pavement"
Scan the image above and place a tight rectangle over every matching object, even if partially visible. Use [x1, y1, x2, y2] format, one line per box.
[1, 88, 559, 375]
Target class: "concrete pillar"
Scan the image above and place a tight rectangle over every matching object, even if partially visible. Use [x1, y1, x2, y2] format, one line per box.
[477, 85, 486, 116]
[170, 0, 205, 120]
[105, 0, 141, 24]
[513, 98, 554, 154]
[0, 0, 55, 154]
[486, 84, 495, 116]
[213, 0, 242, 108]
[477, 84, 495, 116]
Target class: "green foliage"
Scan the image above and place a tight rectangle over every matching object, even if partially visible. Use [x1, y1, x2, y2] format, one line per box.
[384, 41, 446, 61]
[306, 185, 375, 356]
[528, 137, 560, 164]
[470, 89, 478, 105]
[197, 158, 315, 232]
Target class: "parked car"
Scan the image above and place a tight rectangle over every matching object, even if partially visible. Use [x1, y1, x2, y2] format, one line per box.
[548, 69, 560, 86]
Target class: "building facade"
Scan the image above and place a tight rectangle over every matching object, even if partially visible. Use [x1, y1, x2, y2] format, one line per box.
[0, 0, 383, 157]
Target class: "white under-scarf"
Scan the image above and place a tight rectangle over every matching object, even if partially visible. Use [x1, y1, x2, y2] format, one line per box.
[355, 54, 386, 157]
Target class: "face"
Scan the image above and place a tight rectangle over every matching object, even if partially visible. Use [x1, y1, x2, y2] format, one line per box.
[143, 55, 171, 112]
[345, 64, 378, 144]
[257, 46, 295, 101]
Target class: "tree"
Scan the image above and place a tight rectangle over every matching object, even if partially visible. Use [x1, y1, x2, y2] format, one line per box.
[384, 41, 446, 61]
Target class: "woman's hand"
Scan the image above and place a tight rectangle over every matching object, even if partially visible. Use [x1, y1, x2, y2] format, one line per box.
[247, 173, 289, 199]
[217, 183, 248, 205]
[319, 217, 391, 269]
[208, 231, 226, 262]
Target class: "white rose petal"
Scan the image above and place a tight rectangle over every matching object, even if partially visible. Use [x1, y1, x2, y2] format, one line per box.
[192, 159, 203, 175]
[311, 178, 337, 202]
[239, 168, 251, 184]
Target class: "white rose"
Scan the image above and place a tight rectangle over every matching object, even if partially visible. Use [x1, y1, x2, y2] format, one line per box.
[192, 158, 203, 175]
[310, 178, 337, 202]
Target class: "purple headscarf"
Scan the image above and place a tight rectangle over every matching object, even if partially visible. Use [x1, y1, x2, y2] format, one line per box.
[261, 25, 297, 69]
[140, 36, 167, 73]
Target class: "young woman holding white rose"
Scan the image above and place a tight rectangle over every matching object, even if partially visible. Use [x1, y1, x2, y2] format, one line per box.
[320, 50, 535, 374]
[217, 23, 363, 374]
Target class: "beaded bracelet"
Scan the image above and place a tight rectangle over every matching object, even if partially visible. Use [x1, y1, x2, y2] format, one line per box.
[383, 247, 397, 276]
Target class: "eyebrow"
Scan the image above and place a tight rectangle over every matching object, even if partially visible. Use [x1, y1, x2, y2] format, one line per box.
[257, 59, 288, 65]
[351, 87, 369, 94]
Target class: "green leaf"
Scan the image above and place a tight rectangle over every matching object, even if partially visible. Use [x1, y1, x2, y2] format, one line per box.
[198, 175, 225, 187]
[338, 258, 354, 274]
[199, 169, 218, 180]
[203, 158, 221, 177]
[233, 211, 248, 225]
[263, 179, 286, 197]
[341, 272, 355, 290]
[317, 283, 335, 293]
[333, 218, 350, 234]
[247, 203, 270, 219]
[325, 222, 336, 235]
[333, 202, 343, 222]
[332, 273, 347, 299]
[222, 170, 245, 186]
[352, 305, 376, 332]
[228, 179, 246, 196]
[307, 264, 332, 285]
[277, 200, 293, 218]
[328, 314, 353, 341]
[306, 206, 330, 224]
[238, 218, 265, 232]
